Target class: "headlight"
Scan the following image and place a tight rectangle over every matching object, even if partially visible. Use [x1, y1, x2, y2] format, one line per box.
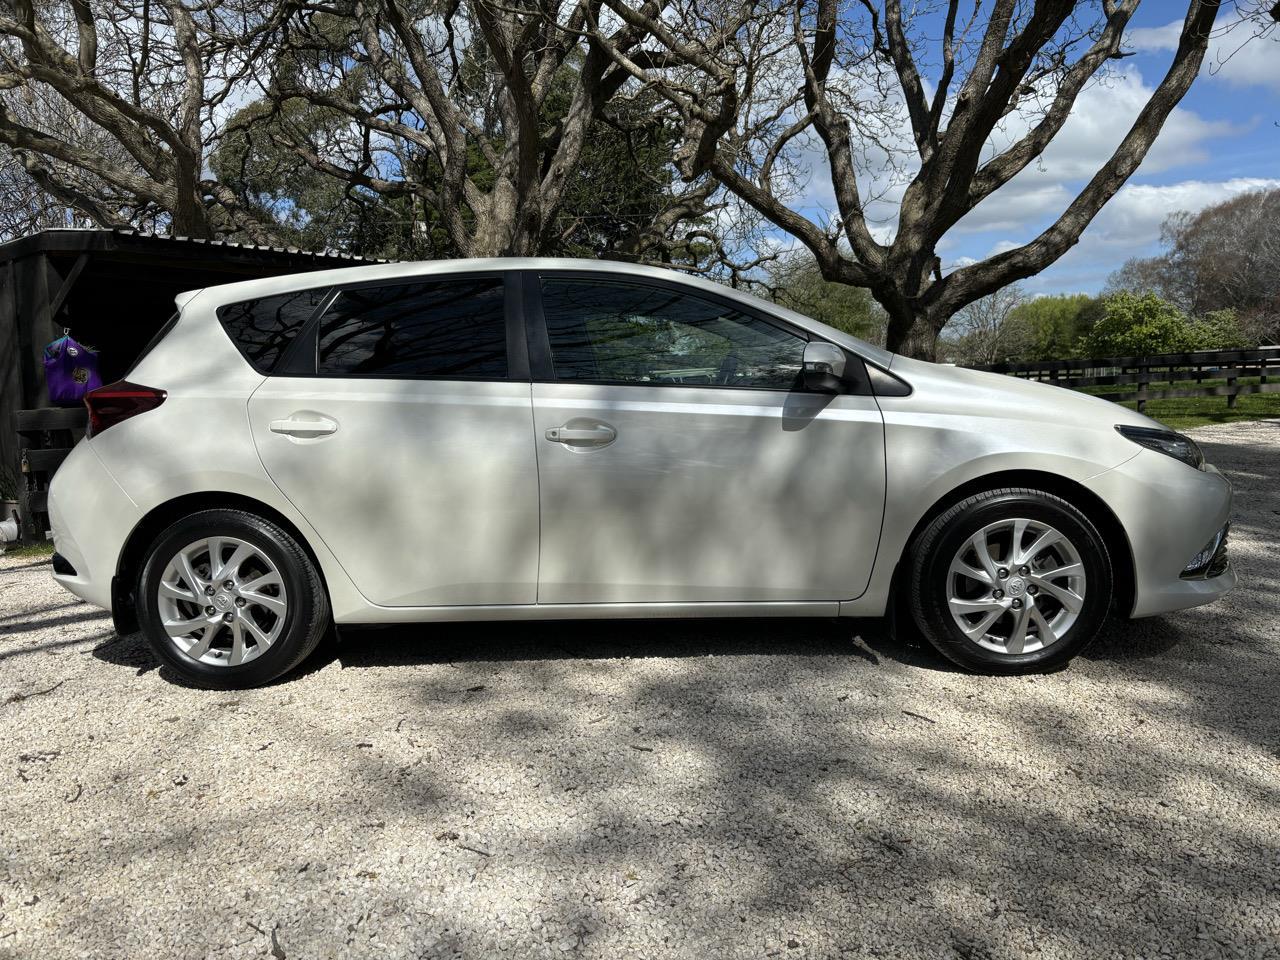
[1115, 425, 1204, 469]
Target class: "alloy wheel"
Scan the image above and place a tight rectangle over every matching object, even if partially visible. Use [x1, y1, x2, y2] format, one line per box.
[946, 518, 1086, 655]
[155, 536, 288, 666]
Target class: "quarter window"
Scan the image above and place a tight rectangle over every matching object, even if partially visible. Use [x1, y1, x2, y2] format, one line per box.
[217, 289, 328, 373]
[540, 278, 805, 389]
[317, 278, 507, 378]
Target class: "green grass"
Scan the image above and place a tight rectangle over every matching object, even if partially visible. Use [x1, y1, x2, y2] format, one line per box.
[1079, 376, 1280, 431]
[1, 540, 54, 560]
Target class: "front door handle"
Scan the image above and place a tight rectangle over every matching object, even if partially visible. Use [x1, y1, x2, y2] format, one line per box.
[545, 421, 617, 446]
[270, 415, 338, 438]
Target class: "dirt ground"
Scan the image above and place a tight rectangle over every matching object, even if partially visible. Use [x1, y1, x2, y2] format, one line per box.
[1, 419, 1277, 959]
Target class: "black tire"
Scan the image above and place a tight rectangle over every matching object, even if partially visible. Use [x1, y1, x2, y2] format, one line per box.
[135, 508, 330, 688]
[908, 488, 1112, 674]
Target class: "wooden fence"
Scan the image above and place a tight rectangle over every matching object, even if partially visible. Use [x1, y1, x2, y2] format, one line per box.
[17, 406, 86, 540]
[971, 347, 1280, 413]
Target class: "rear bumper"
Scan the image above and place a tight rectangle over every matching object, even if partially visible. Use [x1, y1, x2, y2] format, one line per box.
[47, 442, 140, 610]
[1085, 452, 1236, 618]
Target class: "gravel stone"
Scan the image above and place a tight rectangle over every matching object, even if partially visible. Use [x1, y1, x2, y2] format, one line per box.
[0, 420, 1277, 959]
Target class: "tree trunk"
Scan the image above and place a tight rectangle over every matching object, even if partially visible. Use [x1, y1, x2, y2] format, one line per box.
[467, 186, 516, 258]
[893, 316, 940, 361]
[878, 288, 942, 360]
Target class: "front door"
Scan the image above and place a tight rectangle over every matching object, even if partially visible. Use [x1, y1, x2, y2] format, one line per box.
[528, 274, 886, 605]
[248, 274, 539, 607]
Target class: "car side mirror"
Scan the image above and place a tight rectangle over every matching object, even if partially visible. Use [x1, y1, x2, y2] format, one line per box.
[802, 341, 848, 393]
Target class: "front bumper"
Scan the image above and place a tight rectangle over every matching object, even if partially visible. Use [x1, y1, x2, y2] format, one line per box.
[1085, 451, 1236, 618]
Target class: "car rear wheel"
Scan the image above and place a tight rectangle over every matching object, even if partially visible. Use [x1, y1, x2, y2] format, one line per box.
[135, 509, 330, 688]
[908, 488, 1112, 673]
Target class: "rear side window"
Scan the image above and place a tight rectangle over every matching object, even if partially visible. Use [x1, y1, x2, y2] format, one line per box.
[217, 288, 329, 373]
[317, 278, 507, 379]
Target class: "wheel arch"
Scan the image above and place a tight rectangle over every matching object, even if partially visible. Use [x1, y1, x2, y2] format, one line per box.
[111, 492, 330, 633]
[890, 469, 1136, 618]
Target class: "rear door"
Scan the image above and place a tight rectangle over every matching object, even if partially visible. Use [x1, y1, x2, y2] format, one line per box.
[527, 272, 887, 605]
[245, 273, 539, 607]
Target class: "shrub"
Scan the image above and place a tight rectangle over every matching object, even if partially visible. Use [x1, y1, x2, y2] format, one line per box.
[1187, 309, 1250, 350]
[1081, 292, 1199, 357]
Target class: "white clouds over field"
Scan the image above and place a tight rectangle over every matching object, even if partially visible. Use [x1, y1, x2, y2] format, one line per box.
[1016, 176, 1280, 293]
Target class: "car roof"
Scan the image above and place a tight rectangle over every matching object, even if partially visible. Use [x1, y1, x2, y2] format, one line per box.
[184, 257, 894, 368]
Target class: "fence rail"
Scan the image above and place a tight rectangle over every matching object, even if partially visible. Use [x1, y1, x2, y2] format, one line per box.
[16, 406, 86, 540]
[971, 347, 1280, 412]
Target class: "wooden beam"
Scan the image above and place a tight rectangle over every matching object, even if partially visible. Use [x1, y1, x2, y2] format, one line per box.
[19, 447, 74, 473]
[13, 253, 55, 411]
[0, 262, 22, 498]
[46, 252, 89, 322]
[17, 407, 87, 432]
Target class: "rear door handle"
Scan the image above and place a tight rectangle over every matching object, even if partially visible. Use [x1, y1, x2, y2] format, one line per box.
[545, 421, 616, 446]
[270, 416, 338, 438]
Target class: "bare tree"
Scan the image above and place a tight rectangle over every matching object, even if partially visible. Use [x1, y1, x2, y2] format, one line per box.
[593, 0, 1225, 358]
[1108, 186, 1280, 343]
[0, 0, 284, 241]
[255, 0, 707, 259]
[940, 282, 1028, 364]
[0, 78, 122, 236]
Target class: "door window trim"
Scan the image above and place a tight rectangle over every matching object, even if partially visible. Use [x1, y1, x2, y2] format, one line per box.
[521, 269, 871, 396]
[269, 271, 530, 382]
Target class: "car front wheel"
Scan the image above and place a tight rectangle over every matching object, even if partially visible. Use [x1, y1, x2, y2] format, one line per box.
[135, 508, 330, 688]
[908, 488, 1112, 673]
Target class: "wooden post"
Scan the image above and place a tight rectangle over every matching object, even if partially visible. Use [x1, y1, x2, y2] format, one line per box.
[1136, 362, 1148, 414]
[11, 253, 60, 540]
[0, 262, 21, 501]
[14, 252, 56, 410]
[1227, 369, 1238, 409]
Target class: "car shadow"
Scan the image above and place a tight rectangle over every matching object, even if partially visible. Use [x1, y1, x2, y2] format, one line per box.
[330, 616, 924, 670]
[87, 608, 1182, 681]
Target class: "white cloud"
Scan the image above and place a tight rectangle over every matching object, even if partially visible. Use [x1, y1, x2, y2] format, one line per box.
[953, 65, 1242, 236]
[1020, 176, 1280, 292]
[1129, 17, 1280, 94]
[1089, 176, 1279, 241]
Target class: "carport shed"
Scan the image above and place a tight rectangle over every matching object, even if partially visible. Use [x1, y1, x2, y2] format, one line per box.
[0, 229, 379, 538]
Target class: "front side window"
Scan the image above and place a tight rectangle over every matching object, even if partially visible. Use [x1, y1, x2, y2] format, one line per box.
[540, 278, 806, 389]
[217, 289, 328, 373]
[318, 278, 507, 378]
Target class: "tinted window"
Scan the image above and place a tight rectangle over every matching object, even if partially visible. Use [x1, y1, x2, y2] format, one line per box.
[540, 278, 806, 389]
[317, 279, 507, 378]
[217, 289, 328, 373]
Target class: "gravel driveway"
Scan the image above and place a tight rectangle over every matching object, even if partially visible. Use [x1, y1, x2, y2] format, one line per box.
[2, 420, 1278, 960]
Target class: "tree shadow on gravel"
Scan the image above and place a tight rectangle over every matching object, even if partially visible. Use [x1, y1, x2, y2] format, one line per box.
[32, 431, 1278, 959]
[0, 598, 84, 624]
[0, 557, 55, 572]
[0, 606, 110, 637]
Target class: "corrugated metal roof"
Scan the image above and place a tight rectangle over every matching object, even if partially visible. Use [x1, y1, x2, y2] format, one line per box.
[0, 228, 392, 264]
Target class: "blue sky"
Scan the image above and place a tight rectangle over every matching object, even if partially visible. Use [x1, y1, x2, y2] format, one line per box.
[793, 2, 1280, 296]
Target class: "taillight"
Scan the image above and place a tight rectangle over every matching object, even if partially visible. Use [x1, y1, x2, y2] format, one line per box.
[84, 381, 167, 437]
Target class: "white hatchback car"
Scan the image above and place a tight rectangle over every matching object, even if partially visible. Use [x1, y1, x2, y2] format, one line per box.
[49, 259, 1235, 687]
